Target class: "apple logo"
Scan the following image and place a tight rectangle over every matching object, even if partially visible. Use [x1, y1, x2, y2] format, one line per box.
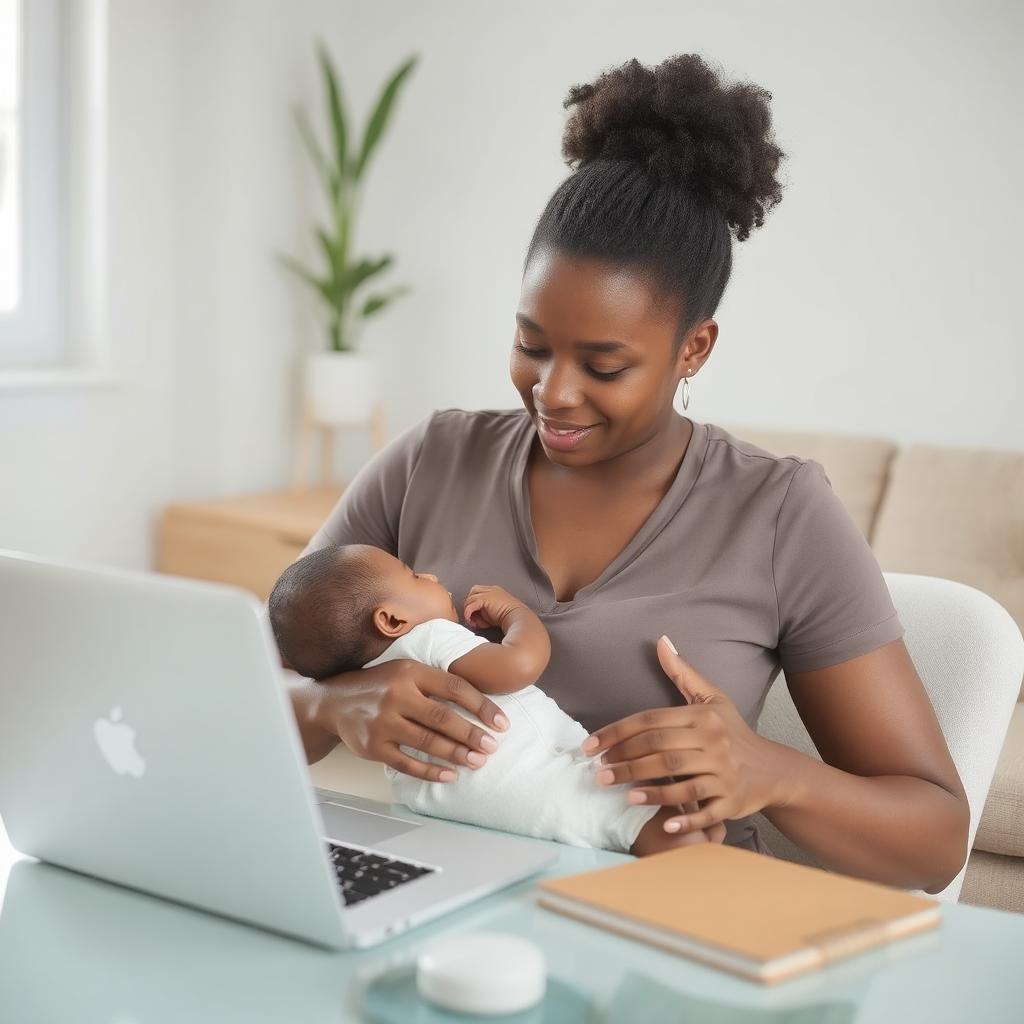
[93, 707, 146, 778]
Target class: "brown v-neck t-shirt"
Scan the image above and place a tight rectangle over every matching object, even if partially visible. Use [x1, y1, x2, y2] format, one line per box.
[299, 407, 905, 854]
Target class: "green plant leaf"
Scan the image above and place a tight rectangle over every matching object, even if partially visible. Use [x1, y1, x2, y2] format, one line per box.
[360, 284, 411, 318]
[316, 41, 350, 192]
[315, 228, 343, 281]
[285, 42, 416, 352]
[342, 254, 394, 294]
[333, 202, 350, 275]
[277, 252, 338, 312]
[353, 55, 418, 182]
[292, 106, 339, 207]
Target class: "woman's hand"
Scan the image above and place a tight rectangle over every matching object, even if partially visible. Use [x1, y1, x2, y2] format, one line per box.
[581, 635, 787, 836]
[631, 804, 727, 855]
[676, 802, 728, 845]
[297, 659, 510, 781]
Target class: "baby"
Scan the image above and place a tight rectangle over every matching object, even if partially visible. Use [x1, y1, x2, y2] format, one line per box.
[268, 542, 710, 856]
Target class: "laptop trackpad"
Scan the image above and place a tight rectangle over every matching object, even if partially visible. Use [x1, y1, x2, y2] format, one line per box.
[317, 800, 422, 845]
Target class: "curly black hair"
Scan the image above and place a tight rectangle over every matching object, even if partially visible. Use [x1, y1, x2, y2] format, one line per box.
[524, 54, 786, 346]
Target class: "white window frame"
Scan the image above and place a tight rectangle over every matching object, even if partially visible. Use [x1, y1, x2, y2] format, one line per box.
[0, 0, 115, 390]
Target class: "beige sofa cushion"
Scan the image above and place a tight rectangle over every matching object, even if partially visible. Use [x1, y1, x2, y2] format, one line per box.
[870, 445, 1024, 699]
[716, 424, 897, 539]
[960, 848, 1024, 914]
[974, 704, 1024, 858]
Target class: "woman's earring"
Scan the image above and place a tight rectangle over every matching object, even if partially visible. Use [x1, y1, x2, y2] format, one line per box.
[680, 372, 692, 411]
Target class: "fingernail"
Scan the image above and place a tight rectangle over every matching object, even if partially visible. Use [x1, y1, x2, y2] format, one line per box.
[581, 735, 598, 752]
[660, 634, 678, 655]
[480, 735, 498, 753]
[596, 769, 614, 785]
[494, 713, 510, 731]
[628, 790, 647, 804]
[664, 819, 682, 833]
[466, 751, 486, 767]
[439, 769, 456, 783]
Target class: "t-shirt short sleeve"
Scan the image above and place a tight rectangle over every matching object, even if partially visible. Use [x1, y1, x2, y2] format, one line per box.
[772, 459, 905, 674]
[298, 411, 435, 559]
[420, 619, 491, 672]
[363, 619, 490, 672]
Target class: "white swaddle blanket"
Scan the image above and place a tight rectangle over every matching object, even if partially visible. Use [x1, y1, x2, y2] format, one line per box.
[363, 618, 658, 853]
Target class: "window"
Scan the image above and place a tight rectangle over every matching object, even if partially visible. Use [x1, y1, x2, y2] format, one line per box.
[0, 0, 19, 314]
[0, 0, 109, 381]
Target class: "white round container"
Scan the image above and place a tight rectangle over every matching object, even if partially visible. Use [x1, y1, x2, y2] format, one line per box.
[415, 931, 547, 1016]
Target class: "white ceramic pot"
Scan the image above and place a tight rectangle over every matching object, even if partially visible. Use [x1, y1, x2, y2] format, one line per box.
[304, 350, 377, 426]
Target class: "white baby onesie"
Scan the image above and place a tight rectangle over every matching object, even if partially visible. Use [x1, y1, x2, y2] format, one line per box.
[362, 618, 659, 853]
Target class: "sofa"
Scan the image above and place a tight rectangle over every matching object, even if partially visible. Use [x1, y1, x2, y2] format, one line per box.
[720, 421, 1024, 915]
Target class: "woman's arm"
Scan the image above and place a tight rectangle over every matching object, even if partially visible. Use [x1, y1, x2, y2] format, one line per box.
[287, 674, 346, 764]
[757, 459, 969, 890]
[760, 638, 970, 894]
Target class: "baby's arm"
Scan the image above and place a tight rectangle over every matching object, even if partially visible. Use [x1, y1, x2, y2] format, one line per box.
[449, 586, 550, 695]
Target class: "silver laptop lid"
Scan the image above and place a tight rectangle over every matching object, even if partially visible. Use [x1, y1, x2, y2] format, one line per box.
[0, 549, 348, 947]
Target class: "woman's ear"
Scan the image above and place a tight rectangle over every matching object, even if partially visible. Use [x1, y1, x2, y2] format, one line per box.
[279, 651, 294, 671]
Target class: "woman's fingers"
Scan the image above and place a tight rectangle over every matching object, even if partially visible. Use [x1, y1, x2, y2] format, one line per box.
[706, 820, 728, 843]
[663, 797, 729, 834]
[581, 708, 697, 755]
[441, 671, 511, 735]
[625, 774, 724, 807]
[677, 800, 727, 843]
[597, 751, 716, 787]
[407, 671, 507, 753]
[392, 717, 485, 770]
[670, 826, 716, 847]
[383, 744, 459, 783]
[599, 727, 703, 766]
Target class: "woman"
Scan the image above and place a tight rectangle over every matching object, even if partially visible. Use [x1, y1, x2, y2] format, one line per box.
[287, 54, 969, 893]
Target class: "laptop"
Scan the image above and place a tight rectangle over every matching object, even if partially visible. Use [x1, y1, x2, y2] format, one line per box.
[0, 549, 558, 949]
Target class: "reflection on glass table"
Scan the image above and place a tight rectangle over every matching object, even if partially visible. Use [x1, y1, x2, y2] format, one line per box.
[2, 805, 1024, 1024]
[0, 859, 350, 1023]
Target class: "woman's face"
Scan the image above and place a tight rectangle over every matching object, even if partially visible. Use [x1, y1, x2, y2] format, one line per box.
[510, 247, 714, 467]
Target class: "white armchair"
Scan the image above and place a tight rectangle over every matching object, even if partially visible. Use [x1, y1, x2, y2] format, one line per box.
[752, 573, 1024, 903]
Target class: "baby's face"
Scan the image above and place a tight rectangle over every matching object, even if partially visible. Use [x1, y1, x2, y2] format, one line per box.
[368, 549, 459, 627]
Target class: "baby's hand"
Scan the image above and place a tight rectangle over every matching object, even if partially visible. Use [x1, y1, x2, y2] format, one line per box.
[463, 584, 528, 631]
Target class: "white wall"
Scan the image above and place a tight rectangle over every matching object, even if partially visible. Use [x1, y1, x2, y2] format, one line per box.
[1, 0, 1021, 569]
[0, 0, 182, 568]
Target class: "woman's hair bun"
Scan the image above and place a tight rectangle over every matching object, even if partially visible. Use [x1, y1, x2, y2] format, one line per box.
[561, 54, 785, 241]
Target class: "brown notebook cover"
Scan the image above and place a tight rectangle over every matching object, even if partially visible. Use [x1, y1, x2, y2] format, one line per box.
[536, 844, 942, 984]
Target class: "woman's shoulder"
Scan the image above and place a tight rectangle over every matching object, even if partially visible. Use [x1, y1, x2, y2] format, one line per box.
[701, 421, 816, 495]
[427, 406, 528, 430]
[419, 406, 530, 456]
[704, 421, 807, 468]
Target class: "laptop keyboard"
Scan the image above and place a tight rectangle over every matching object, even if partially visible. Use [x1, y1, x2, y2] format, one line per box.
[326, 841, 436, 906]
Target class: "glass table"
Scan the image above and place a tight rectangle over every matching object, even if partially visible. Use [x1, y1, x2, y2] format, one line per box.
[1, 795, 1022, 1023]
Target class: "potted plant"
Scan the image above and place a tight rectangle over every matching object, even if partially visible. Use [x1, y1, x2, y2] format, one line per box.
[281, 42, 417, 426]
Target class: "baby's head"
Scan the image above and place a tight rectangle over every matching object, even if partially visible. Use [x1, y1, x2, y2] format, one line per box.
[268, 544, 458, 680]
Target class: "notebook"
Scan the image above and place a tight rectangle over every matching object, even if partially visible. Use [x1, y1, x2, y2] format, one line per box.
[535, 843, 942, 984]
